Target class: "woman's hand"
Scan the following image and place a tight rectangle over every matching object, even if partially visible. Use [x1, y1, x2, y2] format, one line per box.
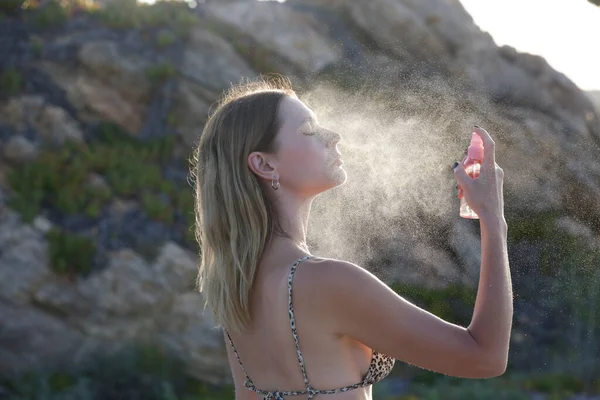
[454, 126, 505, 220]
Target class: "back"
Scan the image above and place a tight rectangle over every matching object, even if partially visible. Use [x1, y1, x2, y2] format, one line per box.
[225, 252, 507, 399]
[224, 255, 383, 400]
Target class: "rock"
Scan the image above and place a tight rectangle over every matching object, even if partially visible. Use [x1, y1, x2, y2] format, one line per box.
[27, 243, 224, 383]
[34, 248, 172, 320]
[78, 41, 153, 105]
[33, 215, 53, 234]
[170, 81, 210, 148]
[181, 27, 255, 96]
[153, 241, 198, 292]
[203, 1, 344, 75]
[43, 62, 147, 135]
[287, 0, 344, 9]
[339, 0, 600, 221]
[555, 216, 599, 247]
[588, 90, 600, 112]
[344, 0, 459, 61]
[408, 240, 462, 285]
[0, 95, 45, 129]
[0, 95, 84, 145]
[86, 173, 111, 193]
[37, 104, 85, 145]
[156, 292, 229, 385]
[109, 198, 138, 215]
[2, 135, 38, 164]
[0, 209, 52, 304]
[0, 300, 87, 376]
[41, 39, 156, 135]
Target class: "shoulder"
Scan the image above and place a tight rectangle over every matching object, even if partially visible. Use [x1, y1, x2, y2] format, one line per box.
[294, 257, 386, 293]
[291, 256, 365, 286]
[291, 257, 386, 311]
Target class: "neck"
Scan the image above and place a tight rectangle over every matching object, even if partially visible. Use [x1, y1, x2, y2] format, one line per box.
[268, 193, 315, 254]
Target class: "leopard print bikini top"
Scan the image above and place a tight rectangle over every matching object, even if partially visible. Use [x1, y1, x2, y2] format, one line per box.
[224, 255, 396, 399]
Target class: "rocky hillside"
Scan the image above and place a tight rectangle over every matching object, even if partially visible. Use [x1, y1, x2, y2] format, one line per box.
[1, 0, 599, 389]
[589, 90, 600, 112]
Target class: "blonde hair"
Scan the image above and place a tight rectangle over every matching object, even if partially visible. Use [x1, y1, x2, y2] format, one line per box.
[191, 75, 300, 333]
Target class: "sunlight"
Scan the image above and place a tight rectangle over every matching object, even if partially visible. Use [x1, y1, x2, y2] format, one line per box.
[459, 0, 600, 90]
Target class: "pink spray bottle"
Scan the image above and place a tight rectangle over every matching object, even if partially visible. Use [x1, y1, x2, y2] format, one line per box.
[460, 131, 484, 219]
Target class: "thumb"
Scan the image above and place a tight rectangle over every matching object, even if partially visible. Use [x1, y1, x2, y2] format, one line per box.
[452, 160, 470, 186]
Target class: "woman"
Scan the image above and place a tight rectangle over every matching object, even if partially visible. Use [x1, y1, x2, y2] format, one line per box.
[192, 75, 511, 400]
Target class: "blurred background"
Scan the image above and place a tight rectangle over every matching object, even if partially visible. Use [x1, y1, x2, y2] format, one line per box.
[0, 0, 599, 399]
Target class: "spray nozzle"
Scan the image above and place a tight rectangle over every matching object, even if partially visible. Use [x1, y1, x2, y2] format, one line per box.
[467, 132, 484, 160]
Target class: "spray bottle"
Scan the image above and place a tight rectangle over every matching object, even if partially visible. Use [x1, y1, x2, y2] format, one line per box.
[460, 131, 484, 219]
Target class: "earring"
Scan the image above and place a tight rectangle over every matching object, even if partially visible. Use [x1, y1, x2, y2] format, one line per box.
[271, 178, 280, 190]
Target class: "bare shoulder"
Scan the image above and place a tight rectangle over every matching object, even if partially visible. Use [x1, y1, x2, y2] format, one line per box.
[298, 257, 505, 379]
[294, 257, 393, 301]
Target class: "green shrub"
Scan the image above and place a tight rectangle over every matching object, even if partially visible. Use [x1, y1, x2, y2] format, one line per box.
[146, 62, 176, 85]
[506, 211, 560, 243]
[388, 373, 593, 400]
[6, 162, 45, 222]
[518, 372, 584, 396]
[47, 228, 96, 276]
[0, 68, 23, 96]
[30, 35, 44, 57]
[403, 378, 530, 400]
[97, 0, 200, 37]
[506, 214, 600, 385]
[156, 28, 177, 48]
[30, 0, 69, 29]
[5, 120, 194, 261]
[390, 283, 476, 326]
[96, 0, 139, 29]
[226, 32, 280, 73]
[0, 344, 234, 400]
[141, 191, 173, 224]
[506, 211, 599, 277]
[0, 0, 25, 15]
[47, 371, 76, 392]
[6, 142, 113, 222]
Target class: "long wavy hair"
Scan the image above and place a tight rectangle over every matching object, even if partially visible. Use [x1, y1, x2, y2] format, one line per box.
[191, 75, 300, 333]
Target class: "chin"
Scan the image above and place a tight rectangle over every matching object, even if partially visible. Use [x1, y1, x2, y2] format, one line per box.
[311, 166, 348, 196]
[329, 165, 348, 187]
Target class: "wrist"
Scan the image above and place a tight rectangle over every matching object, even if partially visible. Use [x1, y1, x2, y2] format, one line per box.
[479, 212, 507, 231]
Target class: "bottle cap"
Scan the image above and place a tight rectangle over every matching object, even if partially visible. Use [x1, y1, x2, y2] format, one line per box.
[467, 132, 484, 160]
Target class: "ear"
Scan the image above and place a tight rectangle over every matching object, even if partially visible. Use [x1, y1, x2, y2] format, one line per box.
[248, 151, 277, 180]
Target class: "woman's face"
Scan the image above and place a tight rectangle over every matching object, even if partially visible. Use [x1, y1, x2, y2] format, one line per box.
[250, 95, 347, 196]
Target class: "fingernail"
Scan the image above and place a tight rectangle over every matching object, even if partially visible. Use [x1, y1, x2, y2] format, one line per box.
[474, 125, 481, 129]
[452, 161, 459, 170]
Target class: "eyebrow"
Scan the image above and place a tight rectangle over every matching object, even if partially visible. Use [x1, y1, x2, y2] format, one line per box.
[298, 114, 318, 130]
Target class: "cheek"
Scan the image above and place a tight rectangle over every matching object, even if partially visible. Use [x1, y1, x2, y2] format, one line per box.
[279, 145, 324, 179]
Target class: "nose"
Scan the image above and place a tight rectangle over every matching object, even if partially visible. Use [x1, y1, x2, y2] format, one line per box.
[325, 128, 342, 147]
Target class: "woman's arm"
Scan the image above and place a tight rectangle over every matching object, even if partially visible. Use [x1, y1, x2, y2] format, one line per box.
[312, 218, 512, 378]
[466, 214, 512, 372]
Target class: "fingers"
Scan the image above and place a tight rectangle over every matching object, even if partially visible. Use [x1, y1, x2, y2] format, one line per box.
[456, 183, 463, 198]
[473, 126, 496, 171]
[453, 158, 471, 189]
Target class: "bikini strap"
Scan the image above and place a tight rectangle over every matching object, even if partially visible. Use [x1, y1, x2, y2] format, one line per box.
[224, 328, 256, 390]
[287, 255, 315, 397]
[224, 255, 315, 399]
